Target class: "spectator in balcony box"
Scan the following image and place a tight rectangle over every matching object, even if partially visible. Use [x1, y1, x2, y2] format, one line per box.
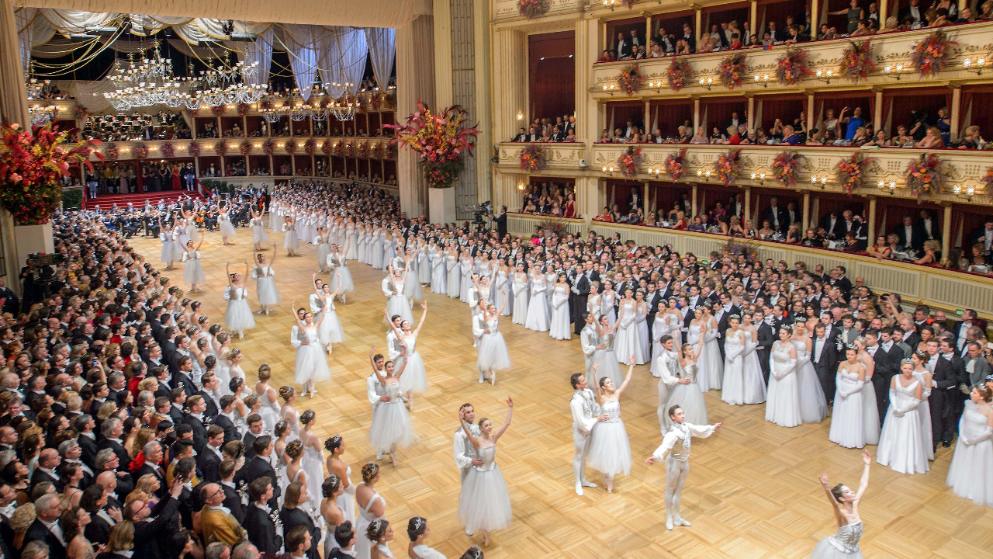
[699, 34, 717, 53]
[850, 126, 870, 146]
[930, 7, 952, 26]
[801, 228, 824, 248]
[932, 0, 958, 20]
[767, 21, 783, 42]
[958, 7, 975, 22]
[934, 107, 952, 145]
[901, 0, 927, 28]
[851, 19, 874, 36]
[782, 125, 804, 145]
[728, 32, 743, 49]
[656, 27, 676, 53]
[598, 129, 611, 143]
[865, 130, 888, 147]
[629, 28, 642, 50]
[891, 124, 913, 147]
[866, 2, 881, 28]
[830, 0, 865, 34]
[784, 25, 801, 43]
[690, 127, 709, 144]
[649, 40, 664, 58]
[680, 23, 695, 52]
[615, 32, 631, 59]
[913, 240, 941, 265]
[957, 125, 984, 149]
[915, 126, 945, 149]
[710, 127, 727, 144]
[675, 38, 692, 55]
[633, 45, 647, 59]
[760, 31, 774, 49]
[979, 0, 993, 20]
[727, 125, 742, 145]
[837, 106, 865, 140]
[755, 128, 770, 144]
[598, 49, 615, 63]
[817, 23, 834, 40]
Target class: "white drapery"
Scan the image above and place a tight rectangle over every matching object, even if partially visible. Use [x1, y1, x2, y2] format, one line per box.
[364, 27, 394, 89]
[235, 27, 272, 88]
[278, 24, 320, 99]
[320, 27, 366, 97]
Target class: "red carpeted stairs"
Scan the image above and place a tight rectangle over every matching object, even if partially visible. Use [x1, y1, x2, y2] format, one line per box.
[82, 190, 204, 210]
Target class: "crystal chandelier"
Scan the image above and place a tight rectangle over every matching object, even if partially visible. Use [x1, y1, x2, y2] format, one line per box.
[330, 96, 358, 121]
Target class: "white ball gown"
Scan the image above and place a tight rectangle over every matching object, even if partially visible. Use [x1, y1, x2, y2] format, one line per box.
[315, 237, 330, 271]
[740, 330, 768, 403]
[946, 401, 993, 506]
[613, 300, 644, 364]
[688, 322, 723, 391]
[430, 250, 447, 294]
[664, 362, 708, 429]
[219, 213, 236, 238]
[251, 264, 279, 307]
[397, 333, 428, 393]
[292, 324, 332, 385]
[766, 342, 802, 427]
[511, 275, 529, 325]
[355, 490, 385, 559]
[301, 445, 325, 512]
[446, 255, 461, 298]
[477, 316, 512, 372]
[876, 376, 929, 474]
[385, 277, 413, 324]
[282, 222, 298, 252]
[329, 254, 355, 295]
[317, 300, 344, 347]
[587, 399, 632, 477]
[593, 332, 622, 388]
[859, 369, 881, 445]
[912, 369, 935, 461]
[224, 286, 256, 333]
[182, 250, 205, 285]
[721, 329, 747, 405]
[829, 366, 866, 449]
[811, 521, 863, 558]
[793, 339, 828, 423]
[458, 443, 512, 534]
[524, 278, 549, 332]
[160, 230, 177, 266]
[549, 285, 572, 340]
[369, 382, 416, 453]
[250, 216, 268, 245]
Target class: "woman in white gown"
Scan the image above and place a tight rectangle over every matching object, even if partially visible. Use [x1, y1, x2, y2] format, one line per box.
[368, 351, 414, 464]
[909, 351, 935, 461]
[811, 451, 870, 559]
[325, 435, 356, 526]
[344, 220, 358, 260]
[317, 284, 344, 353]
[159, 221, 178, 270]
[282, 216, 299, 256]
[593, 316, 622, 388]
[495, 262, 511, 316]
[650, 302, 670, 377]
[255, 365, 282, 432]
[383, 267, 413, 325]
[320, 474, 346, 559]
[180, 234, 206, 293]
[388, 302, 429, 408]
[314, 226, 331, 272]
[298, 410, 327, 506]
[634, 292, 651, 360]
[355, 463, 386, 559]
[511, 265, 530, 326]
[664, 344, 709, 428]
[328, 245, 354, 303]
[251, 250, 279, 315]
[430, 246, 447, 294]
[586, 283, 603, 325]
[792, 323, 828, 423]
[600, 282, 618, 328]
[946, 384, 993, 506]
[524, 270, 549, 332]
[588, 362, 635, 493]
[366, 519, 396, 558]
[854, 340, 881, 445]
[218, 203, 236, 245]
[720, 316, 747, 404]
[446, 248, 461, 299]
[223, 263, 255, 338]
[291, 308, 331, 397]
[766, 327, 802, 427]
[477, 304, 512, 385]
[876, 360, 929, 474]
[250, 208, 268, 251]
[686, 308, 715, 391]
[549, 274, 572, 340]
[458, 398, 514, 548]
[614, 289, 644, 365]
[406, 517, 446, 559]
[739, 313, 767, 403]
[829, 347, 868, 449]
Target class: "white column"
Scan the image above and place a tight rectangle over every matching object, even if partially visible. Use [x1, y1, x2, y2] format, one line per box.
[396, 15, 436, 219]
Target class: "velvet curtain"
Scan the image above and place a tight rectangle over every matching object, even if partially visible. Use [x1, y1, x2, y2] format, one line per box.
[650, 101, 692, 136]
[365, 27, 395, 89]
[960, 87, 993, 139]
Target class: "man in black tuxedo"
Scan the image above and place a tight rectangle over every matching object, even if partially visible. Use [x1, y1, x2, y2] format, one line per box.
[811, 323, 838, 405]
[243, 414, 263, 459]
[132, 440, 168, 500]
[969, 219, 993, 261]
[495, 206, 508, 239]
[129, 477, 183, 559]
[197, 425, 225, 483]
[198, 373, 221, 417]
[22, 493, 68, 559]
[756, 311, 779, 383]
[244, 477, 281, 555]
[98, 417, 132, 472]
[928, 338, 965, 448]
[895, 215, 925, 252]
[183, 395, 210, 454]
[218, 458, 245, 523]
[213, 395, 242, 443]
[761, 197, 789, 235]
[236, 436, 281, 509]
[643, 281, 662, 343]
[714, 294, 741, 360]
[571, 261, 598, 335]
[31, 448, 64, 491]
[280, 481, 321, 559]
[327, 521, 357, 558]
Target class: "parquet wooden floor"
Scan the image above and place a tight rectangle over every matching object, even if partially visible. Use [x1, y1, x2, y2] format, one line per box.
[129, 226, 993, 558]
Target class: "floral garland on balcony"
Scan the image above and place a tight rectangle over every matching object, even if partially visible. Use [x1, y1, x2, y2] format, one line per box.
[189, 141, 201, 157]
[372, 143, 385, 159]
[718, 53, 747, 90]
[240, 141, 252, 156]
[344, 143, 354, 157]
[160, 141, 175, 158]
[133, 143, 149, 160]
[665, 149, 686, 180]
[905, 153, 943, 198]
[387, 101, 479, 189]
[618, 63, 642, 94]
[519, 144, 548, 172]
[237, 103, 250, 117]
[714, 149, 741, 186]
[211, 105, 226, 117]
[618, 146, 643, 177]
[518, 0, 550, 18]
[263, 138, 275, 155]
[357, 142, 369, 159]
[285, 139, 297, 155]
[772, 151, 803, 186]
[305, 138, 317, 156]
[839, 40, 877, 82]
[215, 140, 228, 157]
[911, 30, 957, 77]
[105, 142, 118, 161]
[666, 58, 692, 91]
[332, 142, 344, 157]
[320, 140, 332, 156]
[0, 122, 101, 225]
[836, 153, 868, 196]
[983, 167, 993, 195]
[776, 47, 813, 85]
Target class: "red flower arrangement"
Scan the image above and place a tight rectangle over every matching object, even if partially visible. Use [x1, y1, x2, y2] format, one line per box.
[718, 53, 747, 90]
[332, 142, 344, 157]
[617, 146, 643, 177]
[211, 105, 226, 117]
[665, 149, 686, 181]
[321, 140, 333, 156]
[133, 143, 149, 160]
[666, 58, 692, 91]
[519, 144, 548, 172]
[912, 30, 957, 77]
[240, 141, 252, 156]
[518, 0, 550, 18]
[714, 149, 741, 186]
[357, 142, 369, 159]
[839, 41, 877, 82]
[836, 153, 869, 196]
[905, 153, 943, 198]
[618, 64, 642, 94]
[237, 103, 250, 117]
[285, 140, 297, 155]
[0, 122, 102, 225]
[387, 101, 479, 189]
[214, 140, 227, 157]
[160, 141, 175, 159]
[189, 141, 201, 157]
[304, 138, 317, 156]
[263, 138, 275, 156]
[776, 47, 813, 85]
[772, 151, 803, 186]
[344, 143, 354, 157]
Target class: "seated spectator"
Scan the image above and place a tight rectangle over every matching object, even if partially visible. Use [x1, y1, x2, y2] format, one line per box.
[892, 125, 915, 147]
[883, 15, 899, 29]
[806, 128, 825, 145]
[914, 240, 941, 265]
[598, 49, 615, 63]
[710, 127, 727, 144]
[595, 206, 615, 222]
[851, 19, 875, 36]
[757, 220, 776, 240]
[598, 129, 611, 143]
[784, 223, 802, 244]
[980, 0, 993, 20]
[867, 235, 892, 259]
[866, 130, 888, 147]
[867, 2, 881, 27]
[916, 126, 945, 149]
[957, 125, 985, 149]
[801, 228, 824, 247]
[649, 40, 664, 58]
[782, 125, 804, 145]
[675, 38, 691, 55]
[690, 127, 709, 144]
[958, 7, 975, 22]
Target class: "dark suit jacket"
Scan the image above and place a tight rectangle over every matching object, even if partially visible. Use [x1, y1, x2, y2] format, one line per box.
[761, 205, 789, 234]
[183, 413, 208, 454]
[244, 504, 281, 555]
[23, 519, 68, 559]
[197, 446, 222, 483]
[133, 494, 180, 559]
[78, 434, 99, 467]
[811, 337, 838, 375]
[212, 413, 240, 443]
[134, 463, 168, 499]
[197, 390, 220, 417]
[222, 483, 246, 523]
[236, 455, 280, 508]
[280, 507, 320, 559]
[97, 438, 132, 472]
[30, 468, 63, 492]
[85, 512, 113, 544]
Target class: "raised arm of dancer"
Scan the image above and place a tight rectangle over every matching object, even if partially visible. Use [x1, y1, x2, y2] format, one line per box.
[460, 417, 481, 449]
[818, 473, 846, 527]
[413, 302, 428, 336]
[225, 263, 233, 286]
[853, 450, 871, 503]
[492, 398, 514, 442]
[615, 361, 636, 397]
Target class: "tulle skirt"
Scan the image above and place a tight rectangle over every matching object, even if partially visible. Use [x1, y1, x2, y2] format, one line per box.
[369, 401, 415, 453]
[418, 258, 431, 284]
[398, 351, 428, 393]
[877, 407, 929, 474]
[766, 372, 802, 427]
[252, 225, 268, 244]
[295, 344, 331, 385]
[811, 538, 863, 558]
[697, 339, 723, 390]
[318, 310, 344, 346]
[549, 303, 572, 340]
[387, 294, 413, 325]
[524, 294, 549, 331]
[316, 244, 330, 271]
[404, 271, 423, 302]
[256, 277, 279, 307]
[332, 266, 355, 294]
[161, 241, 175, 265]
[665, 382, 708, 429]
[459, 467, 512, 533]
[283, 231, 298, 252]
[829, 389, 865, 448]
[220, 220, 236, 238]
[588, 420, 632, 476]
[477, 333, 511, 371]
[225, 299, 256, 333]
[947, 438, 993, 507]
[798, 361, 828, 423]
[592, 349, 622, 388]
[184, 259, 205, 285]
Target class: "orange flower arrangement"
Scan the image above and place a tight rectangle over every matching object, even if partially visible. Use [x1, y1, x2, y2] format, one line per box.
[904, 153, 942, 198]
[618, 146, 643, 177]
[836, 153, 868, 195]
[518, 0, 550, 18]
[666, 58, 692, 91]
[839, 41, 877, 82]
[387, 101, 479, 189]
[772, 151, 803, 186]
[240, 140, 252, 156]
[519, 144, 548, 172]
[912, 30, 957, 77]
[776, 47, 813, 85]
[714, 149, 741, 186]
[665, 149, 686, 181]
[719, 53, 747, 90]
[618, 64, 642, 94]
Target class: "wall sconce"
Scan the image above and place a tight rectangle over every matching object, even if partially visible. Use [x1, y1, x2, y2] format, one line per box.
[601, 164, 617, 175]
[815, 68, 834, 84]
[963, 56, 988, 75]
[648, 166, 663, 178]
[809, 174, 829, 188]
[602, 0, 620, 10]
[698, 77, 714, 91]
[882, 63, 905, 80]
[647, 78, 664, 90]
[696, 168, 713, 179]
[516, 110, 524, 121]
[750, 170, 767, 184]
[601, 83, 619, 95]
[516, 181, 527, 191]
[877, 178, 897, 194]
[753, 73, 770, 87]
[952, 183, 977, 201]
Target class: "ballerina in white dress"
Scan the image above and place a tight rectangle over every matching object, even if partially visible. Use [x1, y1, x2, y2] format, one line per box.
[386, 302, 430, 409]
[947, 384, 993, 506]
[314, 226, 331, 272]
[383, 266, 413, 325]
[406, 517, 446, 559]
[592, 316, 622, 388]
[720, 316, 748, 404]
[282, 215, 299, 256]
[366, 519, 396, 558]
[614, 289, 644, 365]
[876, 360, 929, 474]
[218, 203, 236, 245]
[255, 365, 282, 432]
[320, 474, 346, 559]
[829, 347, 868, 449]
[180, 233, 206, 293]
[317, 284, 344, 353]
[325, 435, 356, 526]
[158, 219, 177, 270]
[458, 398, 514, 547]
[476, 303, 512, 385]
[549, 274, 572, 340]
[298, 410, 327, 506]
[290, 307, 331, 397]
[223, 262, 256, 338]
[251, 249, 279, 315]
[812, 451, 870, 559]
[766, 327, 802, 427]
[250, 207, 268, 251]
[368, 348, 414, 464]
[588, 360, 635, 493]
[327, 244, 355, 303]
[355, 463, 387, 559]
[524, 270, 549, 332]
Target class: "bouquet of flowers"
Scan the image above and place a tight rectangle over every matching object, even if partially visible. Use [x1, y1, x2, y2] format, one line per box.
[776, 47, 813, 85]
[211, 105, 226, 117]
[332, 142, 344, 157]
[387, 101, 479, 189]
[133, 143, 149, 160]
[666, 58, 692, 91]
[839, 40, 877, 82]
[905, 153, 942, 198]
[105, 142, 119, 161]
[263, 138, 275, 156]
[983, 167, 993, 194]
[618, 64, 642, 94]
[518, 0, 550, 18]
[772, 151, 803, 186]
[714, 149, 741, 186]
[357, 141, 369, 159]
[237, 103, 250, 116]
[322, 139, 333, 156]
[519, 144, 548, 172]
[618, 146, 643, 177]
[189, 141, 201, 157]
[304, 138, 317, 156]
[719, 53, 747, 90]
[665, 149, 686, 180]
[0, 122, 102, 225]
[836, 153, 868, 195]
[372, 142, 385, 159]
[912, 30, 957, 77]
[240, 140, 252, 156]
[285, 139, 297, 155]
[160, 141, 175, 159]
[344, 143, 354, 157]
[214, 140, 227, 157]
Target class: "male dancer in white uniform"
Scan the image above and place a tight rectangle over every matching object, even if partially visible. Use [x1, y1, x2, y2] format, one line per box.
[580, 313, 599, 384]
[570, 372, 607, 496]
[645, 405, 722, 530]
[367, 350, 388, 459]
[655, 335, 686, 432]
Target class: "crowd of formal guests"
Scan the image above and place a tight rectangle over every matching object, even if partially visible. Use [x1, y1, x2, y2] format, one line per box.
[81, 114, 191, 143]
[510, 115, 578, 143]
[518, 181, 579, 218]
